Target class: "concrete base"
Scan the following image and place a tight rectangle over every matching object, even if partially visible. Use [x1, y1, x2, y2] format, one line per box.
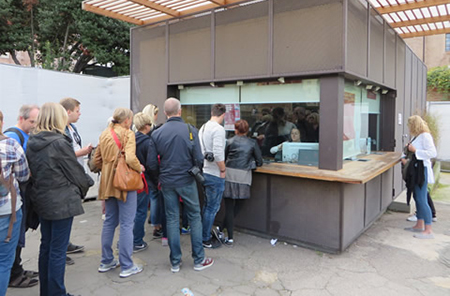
[389, 189, 412, 213]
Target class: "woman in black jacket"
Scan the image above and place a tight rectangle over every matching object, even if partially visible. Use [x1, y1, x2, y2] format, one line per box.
[220, 120, 263, 246]
[27, 102, 92, 296]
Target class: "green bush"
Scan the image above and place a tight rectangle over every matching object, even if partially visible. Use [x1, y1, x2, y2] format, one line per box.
[427, 66, 450, 94]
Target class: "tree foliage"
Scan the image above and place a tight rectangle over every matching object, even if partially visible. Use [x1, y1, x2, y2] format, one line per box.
[427, 66, 450, 94]
[0, 0, 133, 76]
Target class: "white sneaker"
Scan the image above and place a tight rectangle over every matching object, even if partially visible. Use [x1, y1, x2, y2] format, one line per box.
[432, 217, 438, 222]
[119, 264, 143, 278]
[98, 259, 120, 273]
[407, 215, 417, 222]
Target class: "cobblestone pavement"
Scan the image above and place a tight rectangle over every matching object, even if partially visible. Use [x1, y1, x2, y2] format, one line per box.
[7, 199, 450, 296]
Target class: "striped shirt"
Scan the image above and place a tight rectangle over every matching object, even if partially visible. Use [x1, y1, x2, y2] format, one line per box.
[0, 137, 30, 208]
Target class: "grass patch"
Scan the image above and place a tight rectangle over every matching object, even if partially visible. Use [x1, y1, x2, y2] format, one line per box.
[431, 182, 450, 203]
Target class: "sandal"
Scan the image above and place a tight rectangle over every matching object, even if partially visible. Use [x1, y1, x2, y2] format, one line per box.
[23, 270, 39, 278]
[8, 275, 39, 288]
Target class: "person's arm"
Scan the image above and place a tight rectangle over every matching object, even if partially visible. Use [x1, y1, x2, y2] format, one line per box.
[212, 128, 226, 176]
[410, 133, 437, 160]
[75, 145, 93, 157]
[123, 131, 142, 173]
[147, 137, 160, 187]
[253, 140, 263, 167]
[12, 141, 30, 182]
[94, 136, 103, 170]
[58, 139, 92, 195]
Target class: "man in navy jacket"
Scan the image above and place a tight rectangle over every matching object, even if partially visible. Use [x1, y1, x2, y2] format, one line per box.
[148, 98, 214, 273]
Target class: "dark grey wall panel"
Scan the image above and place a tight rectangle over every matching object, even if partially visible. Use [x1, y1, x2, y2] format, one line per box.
[347, 0, 368, 77]
[385, 28, 396, 88]
[411, 55, 418, 114]
[270, 176, 341, 250]
[131, 26, 167, 112]
[215, 1, 269, 79]
[404, 48, 412, 124]
[365, 175, 381, 225]
[169, 16, 211, 83]
[369, 7, 383, 83]
[273, 0, 343, 74]
[417, 60, 423, 113]
[381, 169, 393, 210]
[319, 75, 344, 170]
[342, 183, 365, 250]
[234, 173, 268, 233]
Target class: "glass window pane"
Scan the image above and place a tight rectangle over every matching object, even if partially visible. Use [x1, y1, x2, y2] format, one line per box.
[180, 81, 320, 167]
[179, 84, 239, 104]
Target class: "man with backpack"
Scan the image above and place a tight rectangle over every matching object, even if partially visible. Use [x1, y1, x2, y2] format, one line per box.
[4, 104, 39, 289]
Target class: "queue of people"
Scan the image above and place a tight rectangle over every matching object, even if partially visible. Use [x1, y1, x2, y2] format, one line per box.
[0, 97, 439, 296]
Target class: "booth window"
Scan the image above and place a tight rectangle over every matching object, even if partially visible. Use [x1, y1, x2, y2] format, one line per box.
[180, 79, 320, 166]
[343, 80, 380, 159]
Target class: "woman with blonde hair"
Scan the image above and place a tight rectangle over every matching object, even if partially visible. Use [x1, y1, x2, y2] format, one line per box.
[26, 103, 92, 295]
[94, 107, 144, 278]
[402, 115, 437, 239]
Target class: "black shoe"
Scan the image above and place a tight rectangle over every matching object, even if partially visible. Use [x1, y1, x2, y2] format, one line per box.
[203, 239, 221, 249]
[211, 226, 224, 244]
[153, 229, 163, 239]
[67, 243, 84, 254]
[66, 256, 75, 265]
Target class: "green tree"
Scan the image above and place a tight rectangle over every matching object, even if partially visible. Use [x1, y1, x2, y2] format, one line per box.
[427, 66, 450, 95]
[0, 0, 36, 65]
[1, 0, 132, 76]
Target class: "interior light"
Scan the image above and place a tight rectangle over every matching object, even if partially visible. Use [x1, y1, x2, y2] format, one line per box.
[366, 84, 373, 90]
[178, 85, 184, 90]
[374, 86, 380, 92]
[354, 80, 362, 86]
[237, 81, 244, 86]
[382, 89, 389, 95]
[210, 82, 215, 87]
[278, 77, 285, 84]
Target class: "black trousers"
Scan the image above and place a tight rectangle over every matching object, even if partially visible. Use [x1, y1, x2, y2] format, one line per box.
[10, 246, 24, 282]
[221, 198, 245, 240]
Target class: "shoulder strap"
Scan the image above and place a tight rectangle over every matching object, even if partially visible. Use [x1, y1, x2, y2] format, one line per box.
[110, 128, 122, 150]
[4, 128, 24, 147]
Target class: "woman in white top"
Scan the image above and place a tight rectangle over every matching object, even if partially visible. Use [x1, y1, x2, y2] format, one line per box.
[401, 115, 436, 239]
[270, 128, 301, 155]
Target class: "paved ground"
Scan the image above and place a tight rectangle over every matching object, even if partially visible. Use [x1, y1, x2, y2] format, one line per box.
[6, 198, 450, 296]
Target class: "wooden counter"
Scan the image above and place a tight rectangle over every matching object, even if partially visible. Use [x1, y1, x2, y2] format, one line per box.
[255, 151, 401, 184]
[215, 151, 401, 253]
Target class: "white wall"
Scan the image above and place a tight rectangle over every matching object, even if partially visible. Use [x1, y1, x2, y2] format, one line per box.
[0, 64, 130, 146]
[428, 101, 450, 161]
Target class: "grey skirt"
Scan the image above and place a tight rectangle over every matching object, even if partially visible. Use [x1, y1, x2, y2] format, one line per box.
[223, 181, 251, 200]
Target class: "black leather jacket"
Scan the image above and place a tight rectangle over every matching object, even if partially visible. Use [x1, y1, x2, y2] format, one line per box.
[27, 131, 91, 220]
[225, 136, 263, 170]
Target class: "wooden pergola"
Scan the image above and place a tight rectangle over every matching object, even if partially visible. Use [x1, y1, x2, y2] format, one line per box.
[82, 0, 450, 38]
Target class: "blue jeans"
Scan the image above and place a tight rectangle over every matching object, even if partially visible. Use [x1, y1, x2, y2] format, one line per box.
[162, 181, 204, 266]
[39, 216, 73, 296]
[202, 173, 225, 241]
[149, 187, 162, 226]
[101, 192, 137, 271]
[133, 190, 150, 246]
[414, 169, 432, 225]
[0, 209, 22, 296]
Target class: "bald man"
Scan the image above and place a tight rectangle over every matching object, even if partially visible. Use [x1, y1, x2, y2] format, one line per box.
[147, 98, 214, 273]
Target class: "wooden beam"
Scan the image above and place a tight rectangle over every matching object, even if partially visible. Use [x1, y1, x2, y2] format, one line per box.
[82, 2, 143, 25]
[129, 0, 180, 17]
[400, 26, 450, 38]
[209, 0, 226, 5]
[143, 0, 245, 24]
[376, 0, 450, 14]
[390, 14, 450, 28]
